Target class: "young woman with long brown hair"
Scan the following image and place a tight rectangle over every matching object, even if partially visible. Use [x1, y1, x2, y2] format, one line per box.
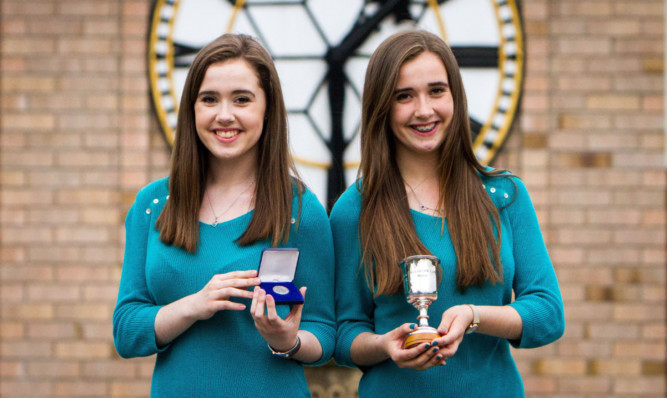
[331, 30, 564, 396]
[113, 34, 335, 397]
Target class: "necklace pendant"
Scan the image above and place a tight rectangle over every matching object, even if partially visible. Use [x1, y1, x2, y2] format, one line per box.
[211, 218, 219, 227]
[420, 205, 427, 211]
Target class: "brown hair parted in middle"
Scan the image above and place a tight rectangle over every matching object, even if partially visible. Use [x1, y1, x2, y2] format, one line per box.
[156, 34, 302, 252]
[359, 30, 510, 296]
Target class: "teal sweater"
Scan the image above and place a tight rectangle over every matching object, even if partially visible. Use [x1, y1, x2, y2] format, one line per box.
[113, 178, 335, 397]
[330, 175, 564, 397]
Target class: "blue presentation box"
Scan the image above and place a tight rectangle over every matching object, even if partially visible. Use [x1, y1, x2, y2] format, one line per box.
[258, 248, 304, 305]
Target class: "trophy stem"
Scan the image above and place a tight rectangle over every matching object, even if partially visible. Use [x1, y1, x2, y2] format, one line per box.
[417, 303, 430, 327]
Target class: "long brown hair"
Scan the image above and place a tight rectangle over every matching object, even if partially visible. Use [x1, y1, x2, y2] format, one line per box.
[359, 30, 507, 295]
[156, 34, 302, 252]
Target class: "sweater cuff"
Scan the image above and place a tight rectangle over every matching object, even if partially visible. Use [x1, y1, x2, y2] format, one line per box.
[114, 305, 170, 358]
[334, 323, 374, 368]
[299, 321, 336, 367]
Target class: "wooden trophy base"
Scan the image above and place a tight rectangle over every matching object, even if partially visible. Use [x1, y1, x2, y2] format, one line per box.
[403, 327, 441, 349]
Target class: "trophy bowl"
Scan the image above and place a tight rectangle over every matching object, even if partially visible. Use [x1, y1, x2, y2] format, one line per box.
[400, 255, 442, 349]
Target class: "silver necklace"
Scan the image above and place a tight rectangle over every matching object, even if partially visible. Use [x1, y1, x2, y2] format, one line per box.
[206, 180, 255, 227]
[405, 180, 443, 215]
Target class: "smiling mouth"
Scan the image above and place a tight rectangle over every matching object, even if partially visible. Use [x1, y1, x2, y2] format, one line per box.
[411, 122, 438, 133]
[214, 129, 240, 138]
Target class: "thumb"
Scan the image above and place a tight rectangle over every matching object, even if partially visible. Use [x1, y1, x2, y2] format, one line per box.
[289, 286, 307, 320]
[396, 322, 417, 338]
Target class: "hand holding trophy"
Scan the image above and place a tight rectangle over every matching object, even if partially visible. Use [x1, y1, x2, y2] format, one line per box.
[401, 255, 442, 349]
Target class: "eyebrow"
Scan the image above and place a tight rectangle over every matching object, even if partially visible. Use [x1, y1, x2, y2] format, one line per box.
[197, 89, 256, 98]
[393, 81, 449, 94]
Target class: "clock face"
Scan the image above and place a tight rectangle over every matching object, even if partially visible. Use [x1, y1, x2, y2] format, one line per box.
[148, 0, 524, 207]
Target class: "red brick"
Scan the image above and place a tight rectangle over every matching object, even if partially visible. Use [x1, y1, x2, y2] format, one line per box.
[559, 114, 612, 129]
[54, 342, 111, 359]
[2, 227, 54, 244]
[82, 361, 135, 379]
[2, 114, 56, 129]
[558, 2, 612, 16]
[0, 322, 25, 338]
[613, 114, 662, 129]
[27, 361, 80, 377]
[25, 132, 83, 149]
[557, 38, 612, 55]
[559, 376, 611, 393]
[0, 361, 24, 378]
[27, 209, 78, 224]
[55, 381, 107, 396]
[587, 58, 642, 73]
[613, 376, 666, 394]
[2, 38, 56, 54]
[83, 171, 121, 186]
[55, 304, 111, 321]
[27, 322, 79, 339]
[614, 342, 666, 360]
[57, 1, 119, 16]
[0, 246, 26, 263]
[27, 284, 81, 302]
[534, 359, 587, 375]
[613, 2, 664, 16]
[1, 342, 51, 358]
[523, 376, 557, 393]
[563, 302, 614, 321]
[82, 323, 113, 340]
[586, 95, 640, 110]
[558, 341, 612, 358]
[111, 381, 151, 397]
[83, 20, 119, 36]
[0, 381, 52, 397]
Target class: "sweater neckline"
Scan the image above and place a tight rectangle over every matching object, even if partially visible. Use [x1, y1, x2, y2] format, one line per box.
[410, 208, 446, 221]
[199, 209, 254, 228]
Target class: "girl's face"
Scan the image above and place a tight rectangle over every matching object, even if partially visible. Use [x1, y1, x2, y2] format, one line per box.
[389, 51, 454, 158]
[194, 59, 267, 165]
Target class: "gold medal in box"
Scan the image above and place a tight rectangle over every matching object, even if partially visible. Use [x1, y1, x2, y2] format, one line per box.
[258, 249, 304, 305]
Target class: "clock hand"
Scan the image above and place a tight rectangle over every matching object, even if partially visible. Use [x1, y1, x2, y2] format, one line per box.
[324, 0, 415, 209]
[449, 46, 500, 140]
[326, 0, 412, 66]
[173, 42, 204, 68]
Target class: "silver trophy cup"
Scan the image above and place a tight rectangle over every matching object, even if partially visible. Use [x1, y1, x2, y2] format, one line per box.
[401, 255, 441, 349]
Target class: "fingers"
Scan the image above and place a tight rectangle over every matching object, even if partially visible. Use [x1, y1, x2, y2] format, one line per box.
[249, 286, 259, 314]
[389, 323, 417, 341]
[264, 291, 279, 321]
[214, 287, 255, 301]
[252, 287, 267, 320]
[196, 271, 259, 318]
[395, 342, 444, 370]
[212, 300, 247, 312]
[393, 342, 427, 361]
[212, 274, 261, 290]
[433, 338, 461, 359]
[251, 288, 280, 321]
[217, 269, 258, 280]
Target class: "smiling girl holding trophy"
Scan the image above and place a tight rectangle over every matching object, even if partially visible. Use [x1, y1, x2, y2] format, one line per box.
[330, 30, 565, 397]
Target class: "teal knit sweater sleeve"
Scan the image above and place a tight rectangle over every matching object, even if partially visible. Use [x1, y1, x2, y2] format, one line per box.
[503, 176, 565, 348]
[292, 190, 337, 366]
[113, 179, 169, 358]
[329, 183, 373, 368]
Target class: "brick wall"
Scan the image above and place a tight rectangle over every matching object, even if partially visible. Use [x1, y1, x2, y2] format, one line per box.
[1, 0, 664, 397]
